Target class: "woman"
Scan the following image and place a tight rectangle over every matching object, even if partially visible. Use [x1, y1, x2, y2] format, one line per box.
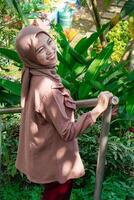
[15, 23, 113, 200]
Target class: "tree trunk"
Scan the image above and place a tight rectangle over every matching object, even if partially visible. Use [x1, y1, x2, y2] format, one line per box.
[86, 0, 106, 45]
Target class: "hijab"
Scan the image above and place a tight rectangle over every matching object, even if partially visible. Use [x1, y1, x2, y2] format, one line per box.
[16, 24, 61, 108]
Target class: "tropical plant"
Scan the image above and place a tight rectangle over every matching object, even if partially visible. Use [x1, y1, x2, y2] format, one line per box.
[55, 24, 134, 121]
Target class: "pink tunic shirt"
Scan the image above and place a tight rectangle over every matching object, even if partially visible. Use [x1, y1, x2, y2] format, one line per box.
[15, 75, 96, 184]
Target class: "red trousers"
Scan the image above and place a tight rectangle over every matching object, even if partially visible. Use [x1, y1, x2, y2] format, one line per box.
[41, 179, 74, 200]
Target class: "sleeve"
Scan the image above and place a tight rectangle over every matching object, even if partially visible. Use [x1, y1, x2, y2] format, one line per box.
[40, 88, 97, 142]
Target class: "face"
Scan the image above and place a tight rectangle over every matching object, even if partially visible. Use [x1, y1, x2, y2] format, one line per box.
[35, 33, 57, 65]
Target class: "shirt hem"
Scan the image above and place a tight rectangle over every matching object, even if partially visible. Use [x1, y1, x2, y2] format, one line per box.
[16, 166, 85, 184]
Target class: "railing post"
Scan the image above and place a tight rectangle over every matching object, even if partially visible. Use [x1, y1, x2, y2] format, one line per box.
[94, 96, 119, 200]
[94, 104, 112, 200]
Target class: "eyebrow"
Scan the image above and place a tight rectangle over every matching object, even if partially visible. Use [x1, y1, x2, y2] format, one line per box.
[35, 38, 52, 53]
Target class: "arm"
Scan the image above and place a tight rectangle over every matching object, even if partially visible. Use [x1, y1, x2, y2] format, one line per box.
[40, 89, 112, 142]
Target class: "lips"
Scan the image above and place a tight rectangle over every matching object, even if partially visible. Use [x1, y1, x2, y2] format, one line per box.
[47, 51, 56, 60]
[48, 54, 55, 60]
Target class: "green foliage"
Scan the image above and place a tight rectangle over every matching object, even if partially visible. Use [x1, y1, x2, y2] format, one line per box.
[106, 133, 134, 172]
[0, 181, 43, 200]
[71, 175, 134, 200]
[0, 78, 21, 106]
[1, 114, 134, 199]
[1, 114, 21, 181]
[5, 0, 29, 25]
[21, 0, 45, 16]
[80, 0, 87, 6]
[0, 77, 21, 96]
[55, 24, 134, 119]
[0, 48, 22, 65]
[0, 45, 22, 106]
[120, 0, 134, 19]
[78, 120, 134, 175]
[0, 23, 134, 117]
[102, 175, 134, 200]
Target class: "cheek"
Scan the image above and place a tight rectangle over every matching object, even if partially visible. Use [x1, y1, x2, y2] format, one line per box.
[36, 52, 48, 64]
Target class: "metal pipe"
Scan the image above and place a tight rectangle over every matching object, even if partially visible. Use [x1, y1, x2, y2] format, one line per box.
[0, 107, 21, 114]
[0, 96, 119, 114]
[75, 98, 98, 108]
[75, 96, 119, 108]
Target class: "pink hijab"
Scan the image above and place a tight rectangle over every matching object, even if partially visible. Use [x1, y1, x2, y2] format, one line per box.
[16, 24, 61, 108]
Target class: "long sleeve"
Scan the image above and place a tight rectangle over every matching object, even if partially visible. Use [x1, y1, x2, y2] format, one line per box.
[40, 88, 97, 142]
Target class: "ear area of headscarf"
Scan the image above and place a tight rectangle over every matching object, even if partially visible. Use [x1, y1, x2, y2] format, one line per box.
[32, 19, 39, 26]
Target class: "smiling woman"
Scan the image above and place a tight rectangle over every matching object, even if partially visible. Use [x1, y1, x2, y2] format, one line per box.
[15, 23, 113, 200]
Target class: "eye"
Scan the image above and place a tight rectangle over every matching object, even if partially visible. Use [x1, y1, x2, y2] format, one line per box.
[48, 39, 52, 44]
[36, 46, 46, 54]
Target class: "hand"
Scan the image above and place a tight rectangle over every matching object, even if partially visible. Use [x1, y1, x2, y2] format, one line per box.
[97, 91, 113, 114]
[90, 91, 113, 120]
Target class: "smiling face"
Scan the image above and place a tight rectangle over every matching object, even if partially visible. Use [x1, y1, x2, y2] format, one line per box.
[35, 32, 57, 66]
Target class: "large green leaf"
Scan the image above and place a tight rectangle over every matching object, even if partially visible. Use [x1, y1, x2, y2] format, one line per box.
[85, 42, 114, 81]
[120, 0, 134, 19]
[0, 78, 21, 96]
[0, 48, 22, 66]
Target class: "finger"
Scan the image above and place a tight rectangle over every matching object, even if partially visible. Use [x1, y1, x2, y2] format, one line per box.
[103, 91, 113, 96]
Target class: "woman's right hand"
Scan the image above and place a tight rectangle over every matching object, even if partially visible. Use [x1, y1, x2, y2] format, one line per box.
[97, 91, 113, 114]
[90, 91, 113, 120]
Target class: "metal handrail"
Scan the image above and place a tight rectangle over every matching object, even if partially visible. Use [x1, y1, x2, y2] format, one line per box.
[0, 96, 119, 200]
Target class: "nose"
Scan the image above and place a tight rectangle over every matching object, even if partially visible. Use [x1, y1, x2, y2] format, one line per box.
[46, 46, 53, 55]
